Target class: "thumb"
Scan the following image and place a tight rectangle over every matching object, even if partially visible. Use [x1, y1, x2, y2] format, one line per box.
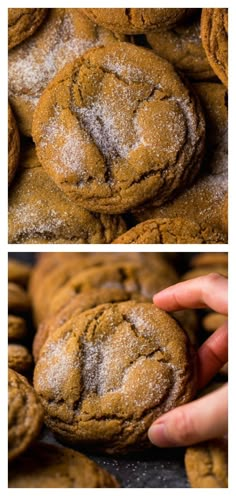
[148, 384, 228, 447]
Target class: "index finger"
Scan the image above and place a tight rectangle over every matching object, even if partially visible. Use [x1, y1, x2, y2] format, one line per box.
[153, 274, 228, 314]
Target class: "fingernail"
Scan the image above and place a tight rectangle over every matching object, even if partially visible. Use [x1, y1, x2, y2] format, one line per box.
[148, 423, 170, 447]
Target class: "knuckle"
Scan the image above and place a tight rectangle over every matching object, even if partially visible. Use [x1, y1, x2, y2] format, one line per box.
[171, 408, 195, 445]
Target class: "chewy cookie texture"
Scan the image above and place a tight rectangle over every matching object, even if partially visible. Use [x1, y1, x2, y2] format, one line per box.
[8, 253, 228, 487]
[8, 8, 228, 243]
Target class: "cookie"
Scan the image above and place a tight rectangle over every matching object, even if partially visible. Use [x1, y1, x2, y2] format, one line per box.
[8, 282, 30, 314]
[112, 217, 225, 244]
[147, 13, 215, 80]
[201, 9, 228, 87]
[8, 104, 20, 186]
[9, 442, 119, 487]
[202, 312, 227, 333]
[185, 439, 228, 488]
[132, 82, 227, 237]
[82, 8, 191, 34]
[8, 315, 27, 342]
[48, 261, 178, 317]
[8, 368, 44, 462]
[222, 193, 228, 234]
[32, 42, 205, 214]
[8, 9, 124, 136]
[30, 253, 177, 324]
[8, 258, 31, 287]
[8, 146, 126, 244]
[8, 344, 33, 375]
[190, 253, 228, 267]
[34, 301, 196, 454]
[8, 8, 48, 50]
[182, 266, 228, 281]
[33, 287, 147, 361]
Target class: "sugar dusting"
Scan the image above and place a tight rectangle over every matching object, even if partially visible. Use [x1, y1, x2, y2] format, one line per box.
[9, 13, 107, 106]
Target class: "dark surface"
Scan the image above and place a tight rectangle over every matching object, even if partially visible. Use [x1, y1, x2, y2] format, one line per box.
[42, 429, 190, 488]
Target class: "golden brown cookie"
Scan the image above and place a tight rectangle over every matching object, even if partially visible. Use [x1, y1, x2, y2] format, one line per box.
[147, 13, 214, 80]
[48, 261, 178, 317]
[8, 9, 124, 136]
[202, 312, 227, 333]
[222, 193, 228, 234]
[132, 82, 227, 238]
[8, 283, 30, 314]
[82, 8, 191, 34]
[8, 8, 48, 50]
[8, 344, 33, 375]
[8, 369, 44, 462]
[8, 315, 27, 342]
[182, 266, 228, 281]
[112, 217, 225, 244]
[8, 258, 31, 287]
[190, 253, 228, 267]
[9, 442, 119, 487]
[185, 439, 228, 488]
[201, 9, 228, 87]
[8, 146, 126, 244]
[8, 104, 20, 186]
[34, 301, 196, 454]
[33, 288, 147, 362]
[32, 42, 205, 214]
[30, 253, 177, 324]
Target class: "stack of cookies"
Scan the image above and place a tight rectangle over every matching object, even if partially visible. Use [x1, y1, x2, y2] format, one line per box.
[8, 253, 228, 487]
[8, 8, 228, 244]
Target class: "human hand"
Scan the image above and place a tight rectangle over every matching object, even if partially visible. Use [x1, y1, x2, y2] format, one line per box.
[148, 273, 228, 447]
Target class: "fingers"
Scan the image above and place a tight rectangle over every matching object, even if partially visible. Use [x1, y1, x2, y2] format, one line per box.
[197, 322, 228, 389]
[153, 274, 228, 314]
[148, 384, 228, 448]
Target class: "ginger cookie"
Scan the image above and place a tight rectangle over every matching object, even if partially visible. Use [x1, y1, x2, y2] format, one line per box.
[8, 283, 30, 314]
[190, 252, 228, 267]
[8, 9, 124, 136]
[82, 8, 191, 34]
[132, 82, 227, 238]
[34, 302, 196, 454]
[185, 439, 228, 488]
[8, 315, 27, 342]
[8, 258, 31, 287]
[48, 261, 178, 317]
[182, 266, 228, 281]
[33, 287, 147, 361]
[9, 442, 119, 487]
[147, 13, 215, 81]
[8, 344, 33, 376]
[8, 146, 126, 244]
[8, 8, 48, 50]
[8, 368, 44, 462]
[8, 104, 20, 186]
[201, 9, 228, 87]
[30, 253, 177, 324]
[32, 42, 205, 214]
[202, 312, 227, 333]
[112, 217, 225, 244]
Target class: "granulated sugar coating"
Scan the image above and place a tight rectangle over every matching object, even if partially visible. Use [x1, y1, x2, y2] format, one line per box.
[34, 301, 197, 454]
[32, 42, 205, 214]
[8, 9, 123, 136]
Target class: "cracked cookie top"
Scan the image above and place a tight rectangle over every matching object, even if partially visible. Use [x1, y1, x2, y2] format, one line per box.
[112, 217, 226, 244]
[8, 8, 48, 50]
[8, 368, 44, 462]
[8, 104, 20, 186]
[82, 8, 191, 34]
[185, 438, 228, 488]
[32, 42, 205, 214]
[34, 301, 196, 454]
[8, 146, 126, 245]
[8, 9, 124, 136]
[201, 9, 228, 87]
